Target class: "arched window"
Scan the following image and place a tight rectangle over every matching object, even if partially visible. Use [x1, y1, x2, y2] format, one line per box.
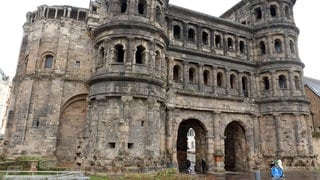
[138, 0, 147, 15]
[203, 70, 210, 86]
[230, 74, 236, 89]
[105, 1, 110, 12]
[155, 6, 161, 22]
[263, 76, 270, 90]
[98, 46, 105, 65]
[242, 76, 248, 97]
[114, 44, 124, 63]
[44, 54, 54, 69]
[289, 40, 295, 53]
[135, 45, 146, 64]
[202, 31, 208, 45]
[173, 25, 181, 40]
[120, 0, 127, 13]
[155, 51, 161, 70]
[254, 7, 262, 20]
[215, 35, 221, 48]
[259, 41, 266, 54]
[189, 68, 195, 83]
[275, 39, 282, 53]
[217, 72, 224, 87]
[227, 38, 233, 51]
[173, 65, 181, 82]
[270, 5, 278, 17]
[294, 76, 300, 89]
[188, 28, 195, 42]
[239, 41, 245, 54]
[279, 75, 287, 89]
[285, 6, 290, 19]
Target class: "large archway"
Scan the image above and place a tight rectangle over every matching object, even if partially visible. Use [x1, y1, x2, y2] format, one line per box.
[55, 95, 87, 167]
[224, 121, 248, 171]
[176, 119, 207, 173]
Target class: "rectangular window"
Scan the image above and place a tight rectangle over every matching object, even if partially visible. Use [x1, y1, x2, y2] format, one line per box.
[75, 60, 80, 68]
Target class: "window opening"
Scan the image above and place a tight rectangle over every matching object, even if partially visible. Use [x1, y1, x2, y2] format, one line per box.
[289, 40, 295, 53]
[36, 120, 40, 128]
[259, 41, 266, 54]
[108, 142, 116, 148]
[155, 51, 161, 70]
[135, 45, 146, 64]
[189, 68, 195, 83]
[285, 6, 290, 19]
[121, 0, 127, 13]
[44, 55, 53, 69]
[263, 77, 270, 90]
[203, 70, 209, 86]
[275, 39, 282, 53]
[270, 5, 277, 17]
[279, 75, 287, 89]
[202, 32, 208, 45]
[75, 61, 80, 68]
[217, 72, 223, 87]
[155, 6, 161, 21]
[57, 9, 64, 18]
[173, 65, 181, 81]
[70, 9, 78, 20]
[78, 11, 86, 21]
[230, 74, 236, 89]
[188, 28, 195, 42]
[242, 77, 248, 97]
[294, 76, 300, 89]
[128, 143, 134, 149]
[215, 35, 221, 48]
[115, 44, 124, 63]
[138, 0, 146, 15]
[48, 8, 55, 19]
[141, 121, 144, 127]
[173, 25, 181, 40]
[227, 38, 233, 51]
[91, 6, 97, 14]
[239, 41, 245, 54]
[254, 7, 262, 20]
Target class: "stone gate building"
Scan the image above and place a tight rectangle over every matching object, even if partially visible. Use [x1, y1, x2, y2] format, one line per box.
[4, 0, 317, 173]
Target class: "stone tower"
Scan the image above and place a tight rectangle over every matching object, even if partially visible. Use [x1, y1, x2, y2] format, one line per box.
[4, 0, 317, 173]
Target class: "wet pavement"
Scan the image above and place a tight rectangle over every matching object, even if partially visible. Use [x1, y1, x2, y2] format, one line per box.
[189, 171, 320, 180]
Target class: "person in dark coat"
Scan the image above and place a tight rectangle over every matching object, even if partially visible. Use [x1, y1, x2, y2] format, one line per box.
[201, 159, 207, 174]
[186, 159, 191, 173]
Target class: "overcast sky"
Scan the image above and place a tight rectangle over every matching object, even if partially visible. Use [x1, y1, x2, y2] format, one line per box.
[0, 0, 319, 79]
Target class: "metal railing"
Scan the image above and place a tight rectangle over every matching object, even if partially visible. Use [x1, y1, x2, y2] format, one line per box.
[1, 170, 89, 180]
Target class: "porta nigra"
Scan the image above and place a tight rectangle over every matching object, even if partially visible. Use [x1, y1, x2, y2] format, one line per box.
[4, 0, 317, 173]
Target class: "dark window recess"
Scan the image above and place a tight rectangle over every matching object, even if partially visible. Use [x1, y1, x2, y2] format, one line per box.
[135, 45, 145, 64]
[217, 72, 223, 87]
[227, 38, 233, 50]
[75, 61, 80, 68]
[141, 121, 144, 127]
[270, 5, 277, 17]
[121, 1, 127, 13]
[189, 68, 195, 83]
[259, 41, 266, 54]
[128, 143, 134, 149]
[173, 65, 180, 81]
[203, 70, 209, 85]
[263, 77, 270, 90]
[115, 44, 125, 63]
[279, 75, 287, 89]
[202, 32, 208, 45]
[44, 55, 53, 69]
[254, 7, 262, 20]
[173, 25, 181, 39]
[138, 0, 146, 15]
[239, 41, 245, 54]
[188, 29, 195, 42]
[108, 142, 116, 148]
[215, 35, 221, 48]
[275, 39, 282, 53]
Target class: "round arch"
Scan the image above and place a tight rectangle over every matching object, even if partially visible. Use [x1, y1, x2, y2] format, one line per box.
[224, 121, 248, 171]
[176, 119, 207, 173]
[56, 94, 87, 167]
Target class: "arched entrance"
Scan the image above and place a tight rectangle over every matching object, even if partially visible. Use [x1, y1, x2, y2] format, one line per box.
[56, 95, 87, 167]
[224, 121, 248, 171]
[176, 119, 207, 173]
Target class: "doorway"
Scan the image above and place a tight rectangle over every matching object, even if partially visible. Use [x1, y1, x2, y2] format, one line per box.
[176, 119, 207, 173]
[224, 121, 248, 171]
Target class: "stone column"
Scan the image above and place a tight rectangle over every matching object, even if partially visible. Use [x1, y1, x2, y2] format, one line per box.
[120, 96, 133, 151]
[198, 64, 204, 91]
[183, 61, 188, 88]
[212, 111, 225, 172]
[271, 70, 277, 96]
[274, 113, 282, 156]
[212, 66, 217, 95]
[288, 70, 295, 95]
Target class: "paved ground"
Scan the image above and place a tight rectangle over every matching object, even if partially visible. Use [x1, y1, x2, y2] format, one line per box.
[190, 171, 320, 180]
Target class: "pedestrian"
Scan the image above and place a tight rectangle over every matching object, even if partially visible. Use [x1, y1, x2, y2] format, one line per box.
[186, 159, 191, 173]
[201, 159, 207, 174]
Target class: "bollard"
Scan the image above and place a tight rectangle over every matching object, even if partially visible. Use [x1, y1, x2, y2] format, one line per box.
[254, 170, 261, 180]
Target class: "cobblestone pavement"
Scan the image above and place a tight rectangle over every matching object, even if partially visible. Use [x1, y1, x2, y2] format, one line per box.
[188, 171, 320, 180]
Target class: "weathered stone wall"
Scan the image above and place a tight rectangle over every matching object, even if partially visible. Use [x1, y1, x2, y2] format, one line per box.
[313, 138, 320, 166]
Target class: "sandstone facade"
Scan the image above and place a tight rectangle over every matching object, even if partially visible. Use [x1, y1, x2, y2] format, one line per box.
[4, 0, 316, 173]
